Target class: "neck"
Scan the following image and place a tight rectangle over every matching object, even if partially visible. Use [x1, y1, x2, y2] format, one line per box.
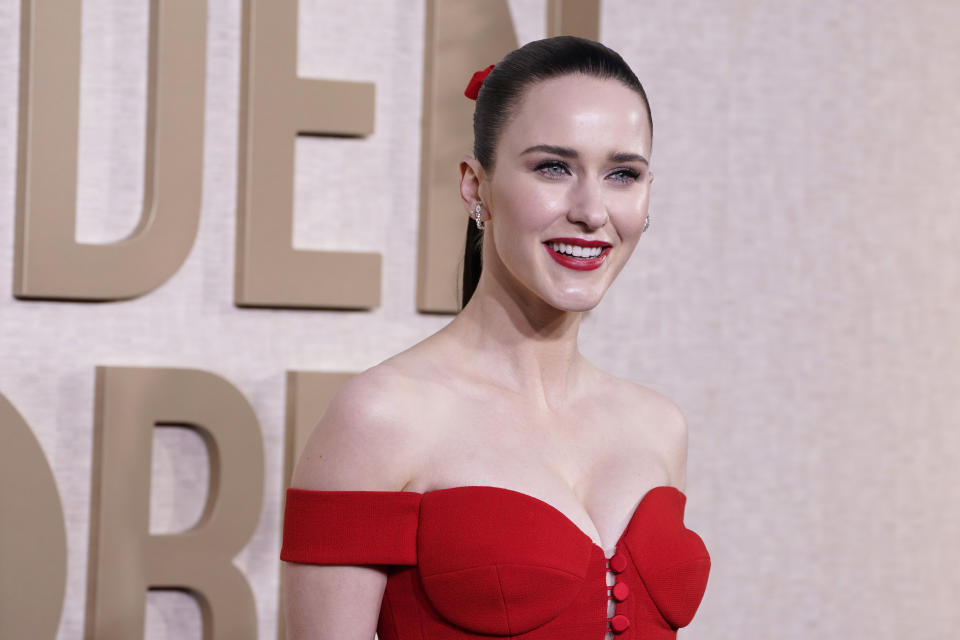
[442, 262, 586, 413]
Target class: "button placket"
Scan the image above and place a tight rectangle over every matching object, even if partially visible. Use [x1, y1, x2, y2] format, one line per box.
[605, 549, 630, 635]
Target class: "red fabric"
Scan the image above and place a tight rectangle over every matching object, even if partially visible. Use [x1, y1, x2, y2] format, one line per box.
[282, 489, 420, 565]
[464, 64, 495, 99]
[281, 485, 710, 639]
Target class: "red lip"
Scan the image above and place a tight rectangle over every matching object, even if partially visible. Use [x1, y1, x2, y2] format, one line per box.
[544, 237, 611, 248]
[543, 243, 611, 271]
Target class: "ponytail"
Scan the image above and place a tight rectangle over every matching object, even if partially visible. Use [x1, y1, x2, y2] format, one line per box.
[460, 219, 484, 309]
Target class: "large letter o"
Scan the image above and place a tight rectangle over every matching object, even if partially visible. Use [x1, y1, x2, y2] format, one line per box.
[0, 393, 67, 639]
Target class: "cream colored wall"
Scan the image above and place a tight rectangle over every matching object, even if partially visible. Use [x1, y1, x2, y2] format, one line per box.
[0, 1, 957, 638]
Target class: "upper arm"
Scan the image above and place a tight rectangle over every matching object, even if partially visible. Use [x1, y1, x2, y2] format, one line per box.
[284, 366, 427, 640]
[290, 365, 425, 491]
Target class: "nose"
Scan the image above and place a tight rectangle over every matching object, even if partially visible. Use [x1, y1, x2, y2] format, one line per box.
[567, 176, 608, 230]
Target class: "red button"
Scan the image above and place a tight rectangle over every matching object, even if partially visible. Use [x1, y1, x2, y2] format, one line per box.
[612, 581, 629, 601]
[611, 614, 630, 633]
[609, 552, 627, 573]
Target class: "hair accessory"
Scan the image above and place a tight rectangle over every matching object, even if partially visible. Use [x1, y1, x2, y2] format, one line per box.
[464, 64, 495, 100]
[474, 202, 484, 230]
[642, 214, 650, 233]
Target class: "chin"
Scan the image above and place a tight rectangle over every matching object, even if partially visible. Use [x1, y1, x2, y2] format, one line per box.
[548, 291, 604, 313]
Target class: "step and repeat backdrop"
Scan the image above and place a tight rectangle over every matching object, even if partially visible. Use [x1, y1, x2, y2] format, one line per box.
[1, 1, 958, 639]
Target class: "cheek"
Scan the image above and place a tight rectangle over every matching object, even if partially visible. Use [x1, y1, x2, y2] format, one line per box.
[610, 191, 651, 237]
[497, 181, 565, 232]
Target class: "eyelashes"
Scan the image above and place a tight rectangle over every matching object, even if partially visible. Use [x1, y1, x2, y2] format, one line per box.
[609, 168, 641, 182]
[533, 160, 642, 183]
[534, 160, 570, 177]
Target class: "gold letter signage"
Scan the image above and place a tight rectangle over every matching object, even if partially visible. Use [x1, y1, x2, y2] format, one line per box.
[85, 367, 264, 640]
[235, 0, 379, 309]
[15, 0, 207, 301]
[0, 394, 67, 640]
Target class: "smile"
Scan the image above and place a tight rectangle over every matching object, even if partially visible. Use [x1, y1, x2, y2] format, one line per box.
[543, 241, 611, 271]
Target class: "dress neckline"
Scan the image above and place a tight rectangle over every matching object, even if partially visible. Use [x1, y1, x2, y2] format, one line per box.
[404, 484, 681, 556]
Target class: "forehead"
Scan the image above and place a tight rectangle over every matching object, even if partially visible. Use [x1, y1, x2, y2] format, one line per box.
[501, 74, 652, 157]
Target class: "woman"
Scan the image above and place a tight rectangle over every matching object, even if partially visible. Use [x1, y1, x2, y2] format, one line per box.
[281, 36, 710, 639]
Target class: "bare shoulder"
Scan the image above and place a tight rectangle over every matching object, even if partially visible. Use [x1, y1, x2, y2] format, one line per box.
[290, 362, 433, 492]
[600, 372, 690, 489]
[623, 378, 688, 443]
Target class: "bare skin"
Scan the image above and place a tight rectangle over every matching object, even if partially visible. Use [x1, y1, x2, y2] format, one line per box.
[284, 73, 688, 640]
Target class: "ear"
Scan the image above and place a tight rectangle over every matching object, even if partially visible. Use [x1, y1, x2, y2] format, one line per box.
[459, 155, 486, 220]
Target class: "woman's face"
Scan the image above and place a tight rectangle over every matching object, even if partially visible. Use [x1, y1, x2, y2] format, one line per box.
[478, 73, 653, 312]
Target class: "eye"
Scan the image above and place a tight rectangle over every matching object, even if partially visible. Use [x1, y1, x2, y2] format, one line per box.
[608, 168, 641, 183]
[534, 160, 570, 178]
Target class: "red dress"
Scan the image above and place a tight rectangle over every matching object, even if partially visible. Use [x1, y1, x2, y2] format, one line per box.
[281, 484, 710, 639]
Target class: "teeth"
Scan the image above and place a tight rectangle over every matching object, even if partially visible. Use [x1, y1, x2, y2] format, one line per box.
[549, 242, 604, 258]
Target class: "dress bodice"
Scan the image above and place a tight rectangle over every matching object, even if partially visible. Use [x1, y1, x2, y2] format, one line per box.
[281, 484, 710, 639]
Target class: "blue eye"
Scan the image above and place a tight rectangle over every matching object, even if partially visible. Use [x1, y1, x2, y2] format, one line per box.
[609, 168, 640, 183]
[535, 160, 569, 177]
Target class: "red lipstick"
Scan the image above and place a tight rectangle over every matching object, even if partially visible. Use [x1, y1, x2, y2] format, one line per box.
[543, 239, 611, 271]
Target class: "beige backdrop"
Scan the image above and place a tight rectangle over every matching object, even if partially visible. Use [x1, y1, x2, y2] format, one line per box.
[1, 0, 958, 639]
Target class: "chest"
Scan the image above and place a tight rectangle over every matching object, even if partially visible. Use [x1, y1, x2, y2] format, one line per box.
[405, 391, 672, 552]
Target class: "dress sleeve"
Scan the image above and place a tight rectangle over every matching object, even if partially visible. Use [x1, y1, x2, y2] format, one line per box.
[281, 488, 421, 566]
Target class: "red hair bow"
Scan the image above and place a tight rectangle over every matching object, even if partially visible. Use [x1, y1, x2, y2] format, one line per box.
[464, 64, 495, 100]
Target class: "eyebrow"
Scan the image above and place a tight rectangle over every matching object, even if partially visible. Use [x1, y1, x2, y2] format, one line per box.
[520, 144, 648, 165]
